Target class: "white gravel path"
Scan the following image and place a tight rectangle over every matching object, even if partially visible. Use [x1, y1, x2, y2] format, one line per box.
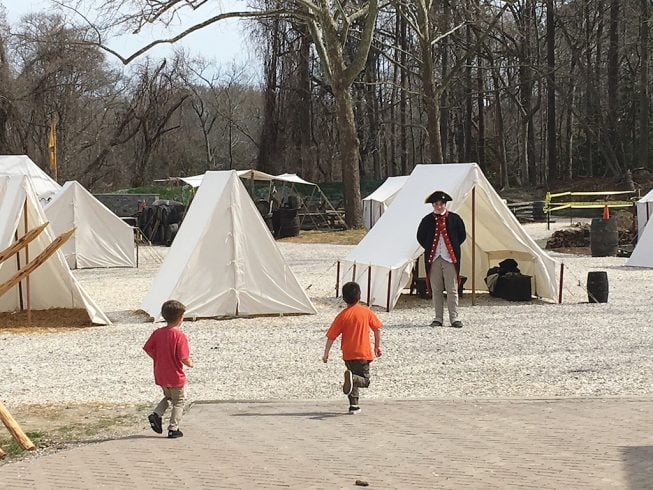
[2, 220, 652, 408]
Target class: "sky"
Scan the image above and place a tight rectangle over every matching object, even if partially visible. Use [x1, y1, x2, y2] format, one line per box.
[1, 0, 261, 80]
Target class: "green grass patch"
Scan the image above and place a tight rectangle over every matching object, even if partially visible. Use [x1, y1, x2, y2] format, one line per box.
[1, 431, 46, 457]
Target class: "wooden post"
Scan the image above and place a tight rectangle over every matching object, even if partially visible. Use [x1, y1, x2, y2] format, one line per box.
[558, 262, 565, 304]
[0, 401, 35, 451]
[471, 187, 476, 306]
[23, 201, 31, 325]
[335, 261, 340, 297]
[386, 269, 392, 312]
[366, 266, 372, 305]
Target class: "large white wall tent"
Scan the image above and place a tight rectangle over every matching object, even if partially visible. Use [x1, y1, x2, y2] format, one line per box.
[341, 164, 559, 310]
[140, 171, 317, 320]
[362, 176, 409, 230]
[45, 181, 136, 269]
[0, 176, 110, 324]
[0, 155, 60, 203]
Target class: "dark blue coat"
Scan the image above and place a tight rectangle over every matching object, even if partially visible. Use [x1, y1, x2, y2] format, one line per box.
[416, 212, 467, 273]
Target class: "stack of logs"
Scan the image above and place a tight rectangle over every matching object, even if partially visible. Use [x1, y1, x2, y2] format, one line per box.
[546, 223, 590, 249]
[0, 401, 35, 459]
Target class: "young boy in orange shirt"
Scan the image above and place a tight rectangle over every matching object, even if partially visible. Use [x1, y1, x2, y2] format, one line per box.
[322, 281, 382, 414]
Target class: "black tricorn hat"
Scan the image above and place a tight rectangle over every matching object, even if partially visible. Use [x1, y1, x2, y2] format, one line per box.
[424, 190, 453, 204]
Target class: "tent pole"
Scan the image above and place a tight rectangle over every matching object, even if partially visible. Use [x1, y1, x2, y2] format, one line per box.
[14, 230, 23, 311]
[386, 270, 392, 312]
[352, 263, 357, 282]
[558, 262, 564, 304]
[336, 261, 340, 297]
[23, 200, 31, 325]
[366, 266, 372, 305]
[471, 187, 476, 306]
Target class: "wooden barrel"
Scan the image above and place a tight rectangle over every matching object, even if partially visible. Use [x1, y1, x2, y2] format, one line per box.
[590, 218, 618, 257]
[587, 271, 609, 303]
[532, 201, 546, 221]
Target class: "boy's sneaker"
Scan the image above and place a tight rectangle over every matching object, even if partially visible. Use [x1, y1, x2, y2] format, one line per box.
[342, 370, 353, 396]
[451, 320, 463, 329]
[348, 405, 362, 415]
[167, 429, 184, 439]
[148, 413, 162, 434]
[430, 320, 443, 327]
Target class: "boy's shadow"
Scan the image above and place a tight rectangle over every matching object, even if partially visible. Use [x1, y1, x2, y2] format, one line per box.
[232, 411, 346, 421]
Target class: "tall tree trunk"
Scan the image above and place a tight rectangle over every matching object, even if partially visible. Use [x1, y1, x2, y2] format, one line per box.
[464, 24, 473, 162]
[400, 12, 408, 172]
[606, 0, 621, 168]
[333, 86, 363, 227]
[477, 56, 485, 169]
[439, 1, 450, 161]
[546, 0, 557, 182]
[639, 0, 650, 169]
[490, 59, 508, 189]
[296, 25, 313, 180]
[258, 18, 281, 174]
[414, 0, 444, 164]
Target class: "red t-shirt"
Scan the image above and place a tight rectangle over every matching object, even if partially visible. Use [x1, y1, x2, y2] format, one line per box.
[143, 326, 190, 388]
[326, 303, 382, 361]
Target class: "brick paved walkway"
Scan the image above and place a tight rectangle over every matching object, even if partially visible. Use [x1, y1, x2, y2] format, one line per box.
[2, 399, 652, 489]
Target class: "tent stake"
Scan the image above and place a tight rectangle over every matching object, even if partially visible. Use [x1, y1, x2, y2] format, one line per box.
[471, 187, 476, 306]
[558, 262, 565, 304]
[335, 261, 340, 297]
[386, 269, 392, 312]
[366, 266, 372, 305]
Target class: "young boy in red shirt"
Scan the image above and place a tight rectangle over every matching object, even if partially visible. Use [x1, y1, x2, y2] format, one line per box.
[322, 282, 382, 414]
[143, 300, 193, 438]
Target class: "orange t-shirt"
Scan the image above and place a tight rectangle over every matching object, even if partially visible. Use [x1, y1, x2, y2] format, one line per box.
[326, 303, 382, 361]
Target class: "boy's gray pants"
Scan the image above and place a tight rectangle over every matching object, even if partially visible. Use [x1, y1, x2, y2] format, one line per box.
[154, 386, 185, 431]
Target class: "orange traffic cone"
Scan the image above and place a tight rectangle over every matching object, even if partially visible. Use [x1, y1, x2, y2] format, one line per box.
[602, 204, 610, 220]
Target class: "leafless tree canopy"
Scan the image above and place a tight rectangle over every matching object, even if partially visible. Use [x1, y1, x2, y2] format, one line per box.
[0, 0, 650, 219]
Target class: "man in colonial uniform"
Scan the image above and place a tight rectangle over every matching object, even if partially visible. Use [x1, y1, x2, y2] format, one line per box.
[416, 190, 466, 328]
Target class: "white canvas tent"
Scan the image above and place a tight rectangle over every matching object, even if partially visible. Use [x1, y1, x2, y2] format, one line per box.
[0, 176, 110, 324]
[0, 155, 61, 203]
[44, 181, 136, 269]
[362, 176, 409, 229]
[141, 170, 317, 320]
[636, 189, 653, 241]
[626, 220, 653, 268]
[341, 163, 559, 310]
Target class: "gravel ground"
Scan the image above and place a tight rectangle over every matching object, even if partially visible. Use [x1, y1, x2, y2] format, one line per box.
[2, 220, 652, 408]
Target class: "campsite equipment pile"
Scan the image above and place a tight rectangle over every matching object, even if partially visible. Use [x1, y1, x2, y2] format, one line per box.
[138, 200, 186, 246]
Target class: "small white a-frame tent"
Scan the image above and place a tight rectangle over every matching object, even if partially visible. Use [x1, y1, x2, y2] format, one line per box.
[626, 208, 653, 268]
[0, 176, 110, 324]
[44, 181, 136, 269]
[362, 176, 409, 229]
[341, 163, 559, 310]
[141, 170, 317, 320]
[0, 155, 61, 203]
[636, 189, 653, 241]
